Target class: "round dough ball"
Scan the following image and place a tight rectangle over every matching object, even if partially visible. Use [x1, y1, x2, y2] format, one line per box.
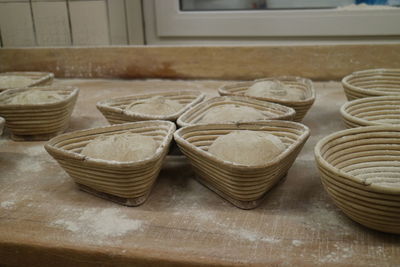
[208, 130, 285, 166]
[81, 133, 158, 162]
[0, 75, 35, 89]
[5, 90, 63, 105]
[125, 96, 183, 116]
[245, 80, 305, 101]
[200, 104, 270, 123]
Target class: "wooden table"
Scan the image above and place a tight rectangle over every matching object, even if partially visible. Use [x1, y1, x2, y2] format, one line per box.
[0, 79, 399, 266]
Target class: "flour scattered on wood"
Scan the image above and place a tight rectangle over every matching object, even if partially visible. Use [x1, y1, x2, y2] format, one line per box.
[51, 208, 143, 240]
[0, 200, 15, 209]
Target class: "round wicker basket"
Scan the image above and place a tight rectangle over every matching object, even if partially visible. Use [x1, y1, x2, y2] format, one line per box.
[315, 126, 400, 234]
[342, 69, 400, 101]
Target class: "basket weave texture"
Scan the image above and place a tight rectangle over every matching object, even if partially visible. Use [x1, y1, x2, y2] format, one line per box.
[174, 121, 310, 209]
[45, 121, 176, 204]
[342, 69, 400, 101]
[218, 76, 315, 122]
[97, 91, 205, 124]
[315, 126, 400, 234]
[177, 95, 296, 127]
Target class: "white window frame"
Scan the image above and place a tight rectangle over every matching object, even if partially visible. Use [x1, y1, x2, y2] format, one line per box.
[154, 0, 400, 37]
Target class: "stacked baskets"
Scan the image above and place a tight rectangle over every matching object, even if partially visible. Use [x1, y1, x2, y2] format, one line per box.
[315, 68, 400, 234]
[0, 72, 54, 91]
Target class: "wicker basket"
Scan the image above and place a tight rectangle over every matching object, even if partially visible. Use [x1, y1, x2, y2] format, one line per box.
[218, 76, 315, 122]
[174, 121, 310, 209]
[0, 116, 4, 136]
[341, 96, 400, 128]
[177, 95, 296, 127]
[45, 120, 176, 206]
[315, 126, 400, 234]
[0, 86, 79, 141]
[0, 72, 54, 91]
[97, 91, 205, 124]
[342, 69, 400, 101]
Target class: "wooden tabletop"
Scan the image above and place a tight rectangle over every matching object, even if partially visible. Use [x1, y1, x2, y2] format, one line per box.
[0, 79, 399, 266]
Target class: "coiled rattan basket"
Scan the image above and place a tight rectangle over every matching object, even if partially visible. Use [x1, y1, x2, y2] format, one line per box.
[218, 76, 315, 122]
[342, 69, 400, 101]
[0, 72, 54, 91]
[177, 95, 296, 127]
[341, 96, 400, 128]
[174, 121, 310, 209]
[97, 91, 205, 124]
[315, 126, 400, 234]
[0, 86, 79, 141]
[45, 120, 176, 206]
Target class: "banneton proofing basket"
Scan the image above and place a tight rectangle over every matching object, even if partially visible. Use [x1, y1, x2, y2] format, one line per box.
[0, 86, 79, 141]
[315, 126, 400, 234]
[45, 121, 176, 206]
[342, 69, 400, 101]
[0, 72, 54, 91]
[174, 121, 310, 209]
[96, 91, 205, 124]
[341, 96, 400, 128]
[177, 95, 296, 127]
[218, 76, 315, 122]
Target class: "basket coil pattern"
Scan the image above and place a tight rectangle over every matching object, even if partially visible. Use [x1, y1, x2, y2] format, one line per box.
[0, 72, 54, 91]
[97, 91, 205, 124]
[218, 76, 315, 122]
[45, 121, 176, 206]
[174, 121, 310, 209]
[341, 96, 400, 128]
[342, 69, 400, 101]
[0, 86, 79, 139]
[315, 126, 400, 234]
[177, 95, 296, 127]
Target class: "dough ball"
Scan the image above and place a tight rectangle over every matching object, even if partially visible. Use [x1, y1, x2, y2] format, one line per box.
[81, 133, 158, 162]
[125, 96, 183, 116]
[200, 104, 270, 123]
[208, 130, 286, 165]
[5, 90, 64, 105]
[245, 80, 305, 101]
[0, 75, 35, 89]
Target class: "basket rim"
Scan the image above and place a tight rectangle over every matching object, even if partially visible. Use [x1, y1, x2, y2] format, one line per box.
[177, 95, 296, 127]
[341, 68, 400, 96]
[45, 120, 176, 167]
[0, 72, 54, 89]
[174, 120, 310, 170]
[96, 90, 205, 121]
[0, 86, 79, 108]
[218, 76, 316, 105]
[314, 125, 400, 195]
[340, 95, 400, 127]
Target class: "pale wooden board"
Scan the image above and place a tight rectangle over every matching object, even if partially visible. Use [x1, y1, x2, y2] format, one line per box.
[0, 45, 399, 80]
[0, 79, 398, 266]
[107, 0, 128, 45]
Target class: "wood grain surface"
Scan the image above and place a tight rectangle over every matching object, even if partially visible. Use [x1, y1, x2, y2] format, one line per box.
[0, 79, 399, 266]
[1, 44, 400, 80]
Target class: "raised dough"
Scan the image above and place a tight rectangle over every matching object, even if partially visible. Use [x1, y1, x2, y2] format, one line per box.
[245, 80, 305, 101]
[200, 104, 270, 123]
[208, 130, 286, 165]
[5, 90, 63, 105]
[0, 75, 35, 89]
[125, 96, 183, 116]
[81, 133, 158, 162]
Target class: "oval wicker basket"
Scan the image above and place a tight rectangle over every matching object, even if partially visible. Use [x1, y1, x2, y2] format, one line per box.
[177, 95, 296, 127]
[45, 120, 176, 206]
[0, 72, 54, 91]
[315, 126, 400, 234]
[0, 86, 79, 141]
[342, 69, 400, 101]
[97, 91, 205, 124]
[341, 96, 400, 128]
[174, 121, 310, 209]
[218, 76, 315, 122]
